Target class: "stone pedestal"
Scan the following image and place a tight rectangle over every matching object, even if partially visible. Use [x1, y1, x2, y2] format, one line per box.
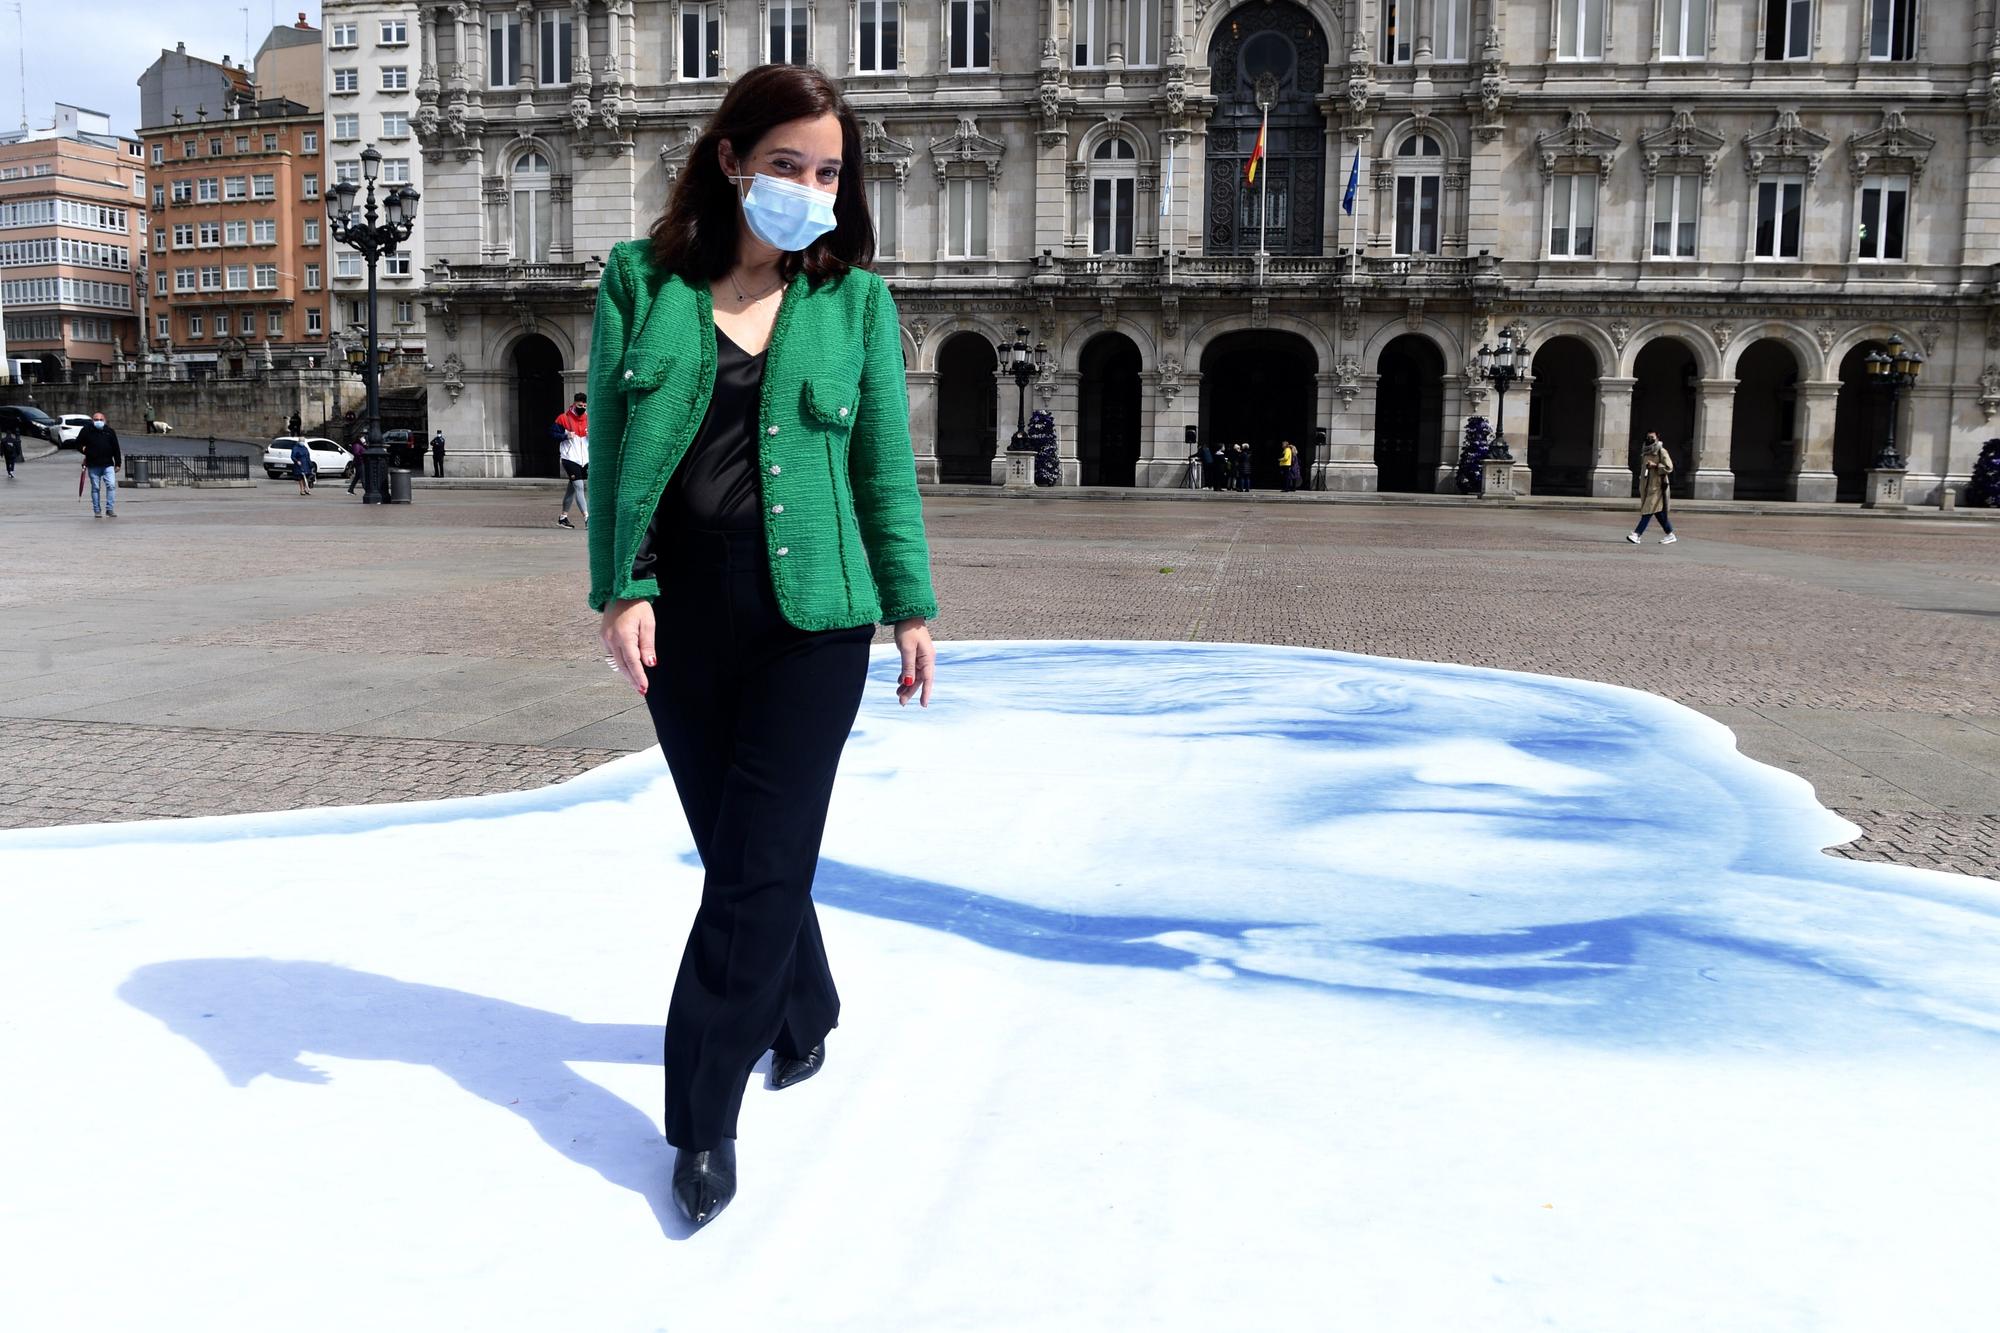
[1863, 467, 1908, 509]
[1002, 448, 1037, 491]
[1479, 457, 1517, 498]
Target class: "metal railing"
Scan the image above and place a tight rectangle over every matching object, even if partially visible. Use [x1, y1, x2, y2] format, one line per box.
[1047, 253, 1479, 288]
[123, 453, 252, 486]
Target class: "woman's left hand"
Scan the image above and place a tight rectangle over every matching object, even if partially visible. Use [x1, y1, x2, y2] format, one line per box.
[893, 618, 935, 708]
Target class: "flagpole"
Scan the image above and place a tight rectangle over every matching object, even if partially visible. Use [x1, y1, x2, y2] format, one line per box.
[1256, 106, 1270, 262]
[1349, 143, 1362, 278]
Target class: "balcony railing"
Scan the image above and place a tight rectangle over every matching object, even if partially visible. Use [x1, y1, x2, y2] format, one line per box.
[427, 260, 595, 286]
[1046, 253, 1481, 289]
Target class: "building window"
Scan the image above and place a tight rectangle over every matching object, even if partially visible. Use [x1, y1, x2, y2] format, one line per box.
[150, 143, 163, 165]
[152, 184, 165, 208]
[868, 177, 898, 257]
[156, 272, 168, 296]
[1868, 0, 1916, 59]
[1557, 0, 1606, 59]
[1438, 0, 1472, 60]
[254, 263, 278, 289]
[384, 255, 412, 277]
[199, 221, 222, 246]
[175, 267, 196, 291]
[226, 264, 249, 290]
[225, 220, 248, 245]
[332, 67, 359, 93]
[396, 299, 414, 324]
[490, 14, 524, 86]
[251, 173, 275, 200]
[381, 158, 411, 185]
[224, 176, 248, 201]
[302, 130, 317, 153]
[334, 160, 361, 185]
[171, 179, 191, 204]
[1662, 0, 1707, 57]
[769, 0, 808, 64]
[382, 112, 410, 139]
[188, 313, 204, 336]
[1856, 175, 1908, 260]
[156, 314, 170, 338]
[237, 312, 253, 335]
[857, 0, 900, 71]
[1380, 0, 1412, 63]
[1765, 0, 1812, 58]
[1754, 176, 1805, 258]
[334, 114, 359, 140]
[1074, 0, 1156, 67]
[381, 67, 410, 92]
[336, 253, 363, 279]
[511, 150, 553, 261]
[196, 178, 219, 202]
[152, 227, 166, 251]
[209, 137, 223, 155]
[330, 21, 357, 47]
[263, 133, 278, 151]
[380, 18, 408, 44]
[306, 307, 322, 334]
[303, 174, 320, 199]
[1090, 137, 1137, 255]
[304, 218, 321, 244]
[305, 263, 321, 289]
[253, 218, 276, 244]
[540, 9, 574, 83]
[948, 0, 992, 71]
[944, 175, 990, 256]
[235, 134, 251, 153]
[269, 311, 285, 336]
[1652, 173, 1699, 256]
[172, 223, 194, 247]
[349, 299, 367, 325]
[680, 2, 723, 78]
[1548, 174, 1598, 257]
[1393, 134, 1443, 255]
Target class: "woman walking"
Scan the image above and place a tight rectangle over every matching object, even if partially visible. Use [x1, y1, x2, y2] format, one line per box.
[1628, 432, 1679, 544]
[556, 393, 590, 528]
[590, 64, 939, 1229]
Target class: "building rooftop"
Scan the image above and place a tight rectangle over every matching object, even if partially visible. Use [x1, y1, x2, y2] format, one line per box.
[0, 103, 130, 151]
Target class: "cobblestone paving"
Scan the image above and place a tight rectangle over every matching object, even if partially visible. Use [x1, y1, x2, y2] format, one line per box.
[3, 479, 1996, 880]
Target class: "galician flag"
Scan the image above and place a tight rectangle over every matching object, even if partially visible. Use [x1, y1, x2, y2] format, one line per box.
[1245, 110, 1268, 185]
[1342, 146, 1360, 214]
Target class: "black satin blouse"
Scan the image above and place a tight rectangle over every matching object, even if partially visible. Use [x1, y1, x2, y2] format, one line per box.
[631, 325, 769, 581]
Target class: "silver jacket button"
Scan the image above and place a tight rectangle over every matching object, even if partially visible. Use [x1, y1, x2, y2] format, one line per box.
[769, 464, 781, 475]
[775, 546, 789, 557]
[622, 369, 633, 380]
[837, 406, 848, 417]
[771, 504, 784, 514]
[767, 425, 779, 436]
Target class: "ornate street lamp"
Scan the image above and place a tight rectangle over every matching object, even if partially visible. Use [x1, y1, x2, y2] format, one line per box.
[1000, 325, 1051, 451]
[1862, 333, 1922, 471]
[328, 144, 420, 502]
[1475, 327, 1528, 463]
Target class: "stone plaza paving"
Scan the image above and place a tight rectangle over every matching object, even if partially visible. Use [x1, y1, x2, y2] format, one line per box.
[1, 451, 1995, 879]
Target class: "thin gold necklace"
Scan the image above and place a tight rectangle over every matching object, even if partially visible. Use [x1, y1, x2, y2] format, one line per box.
[728, 268, 784, 303]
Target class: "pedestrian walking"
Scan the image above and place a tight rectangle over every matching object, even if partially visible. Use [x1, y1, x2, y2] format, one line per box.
[2, 424, 20, 480]
[288, 410, 304, 437]
[143, 401, 156, 435]
[76, 411, 120, 517]
[1278, 439, 1299, 493]
[1628, 432, 1679, 545]
[555, 394, 590, 528]
[592, 63, 939, 1229]
[430, 430, 446, 477]
[290, 437, 314, 496]
[1235, 442, 1254, 492]
[1194, 440, 1213, 490]
[348, 432, 367, 494]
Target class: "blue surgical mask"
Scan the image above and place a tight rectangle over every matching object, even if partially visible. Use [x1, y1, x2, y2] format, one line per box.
[734, 173, 837, 253]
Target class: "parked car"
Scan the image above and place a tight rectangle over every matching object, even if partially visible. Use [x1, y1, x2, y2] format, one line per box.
[263, 436, 354, 480]
[56, 414, 94, 446]
[375, 428, 429, 471]
[0, 404, 59, 443]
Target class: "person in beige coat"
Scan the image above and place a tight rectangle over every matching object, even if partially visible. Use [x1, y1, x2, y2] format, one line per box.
[1627, 433, 1679, 545]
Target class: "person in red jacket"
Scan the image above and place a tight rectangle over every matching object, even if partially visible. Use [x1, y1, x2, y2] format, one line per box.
[554, 394, 589, 528]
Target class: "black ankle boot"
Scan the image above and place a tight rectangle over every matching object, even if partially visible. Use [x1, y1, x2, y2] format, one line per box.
[672, 1139, 737, 1227]
[770, 1042, 825, 1090]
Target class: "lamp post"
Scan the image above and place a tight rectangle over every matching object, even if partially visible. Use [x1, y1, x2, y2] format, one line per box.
[327, 145, 419, 503]
[1475, 327, 1528, 463]
[1862, 333, 1922, 471]
[999, 324, 1050, 451]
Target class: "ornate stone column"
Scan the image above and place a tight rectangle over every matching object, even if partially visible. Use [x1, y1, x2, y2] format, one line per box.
[906, 369, 940, 483]
[1792, 380, 1842, 502]
[1592, 375, 1635, 497]
[1690, 378, 1737, 499]
[1319, 365, 1378, 491]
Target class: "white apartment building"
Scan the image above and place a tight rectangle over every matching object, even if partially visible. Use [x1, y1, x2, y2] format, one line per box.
[408, 1, 2000, 503]
[323, 1, 430, 359]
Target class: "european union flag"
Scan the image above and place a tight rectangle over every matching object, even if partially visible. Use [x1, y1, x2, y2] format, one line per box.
[1342, 147, 1360, 215]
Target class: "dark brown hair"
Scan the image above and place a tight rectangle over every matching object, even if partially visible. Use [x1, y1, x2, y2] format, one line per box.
[648, 64, 874, 286]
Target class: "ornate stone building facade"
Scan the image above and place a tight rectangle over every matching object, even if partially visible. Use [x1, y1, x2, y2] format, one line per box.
[411, 0, 2000, 502]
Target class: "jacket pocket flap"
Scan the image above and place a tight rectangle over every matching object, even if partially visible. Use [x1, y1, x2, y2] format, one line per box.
[622, 350, 675, 391]
[802, 376, 858, 427]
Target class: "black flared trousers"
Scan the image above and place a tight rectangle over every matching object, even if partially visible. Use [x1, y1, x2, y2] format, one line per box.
[644, 526, 874, 1151]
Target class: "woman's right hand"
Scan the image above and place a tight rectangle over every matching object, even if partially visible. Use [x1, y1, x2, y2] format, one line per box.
[601, 597, 657, 696]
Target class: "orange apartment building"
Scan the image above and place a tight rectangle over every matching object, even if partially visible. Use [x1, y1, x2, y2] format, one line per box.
[138, 98, 326, 376]
[0, 105, 148, 382]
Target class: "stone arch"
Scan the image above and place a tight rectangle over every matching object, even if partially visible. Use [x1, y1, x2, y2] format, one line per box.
[1192, 0, 1344, 59]
[1721, 323, 1824, 382]
[1374, 332, 1450, 494]
[1075, 120, 1153, 164]
[1380, 116, 1463, 161]
[1196, 326, 1320, 490]
[1521, 318, 1619, 374]
[1360, 320, 1460, 370]
[935, 330, 1000, 484]
[1077, 330, 1146, 487]
[1824, 322, 1929, 379]
[1621, 321, 1722, 380]
[1059, 316, 1157, 370]
[898, 324, 920, 365]
[490, 321, 580, 370]
[1527, 334, 1603, 497]
[490, 132, 565, 176]
[1185, 311, 1333, 373]
[913, 318, 1013, 375]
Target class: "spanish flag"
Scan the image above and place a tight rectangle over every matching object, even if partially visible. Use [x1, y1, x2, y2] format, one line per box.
[1245, 109, 1267, 185]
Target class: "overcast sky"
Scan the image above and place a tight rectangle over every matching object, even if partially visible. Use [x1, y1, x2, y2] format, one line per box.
[2, 1, 324, 139]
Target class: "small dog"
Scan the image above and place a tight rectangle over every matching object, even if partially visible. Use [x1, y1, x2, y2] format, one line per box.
[148, 421, 174, 435]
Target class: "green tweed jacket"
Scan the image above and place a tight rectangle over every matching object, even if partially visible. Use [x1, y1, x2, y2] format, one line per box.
[584, 238, 939, 629]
